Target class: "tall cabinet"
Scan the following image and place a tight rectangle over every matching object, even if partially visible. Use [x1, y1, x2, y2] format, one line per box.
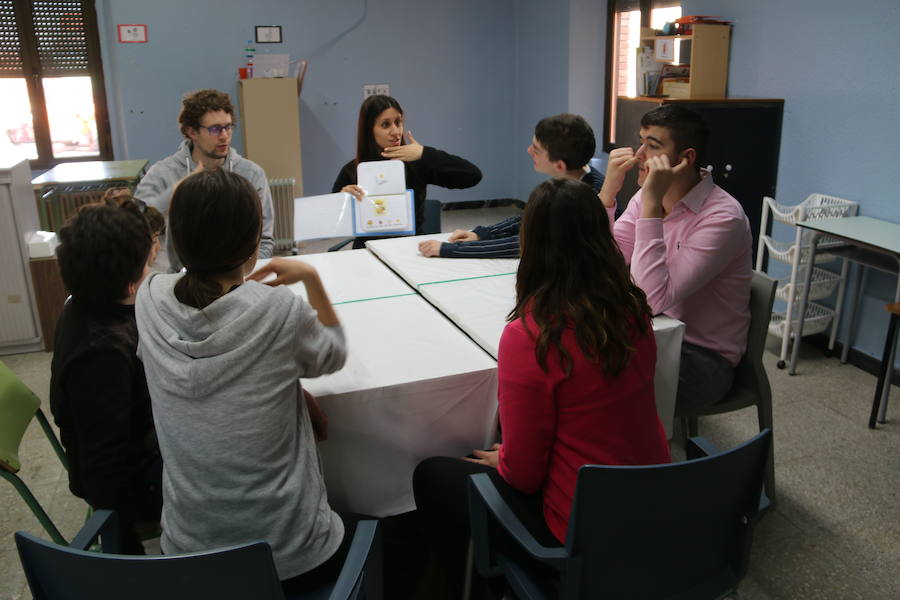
[238, 78, 303, 197]
[0, 160, 44, 355]
[614, 97, 784, 261]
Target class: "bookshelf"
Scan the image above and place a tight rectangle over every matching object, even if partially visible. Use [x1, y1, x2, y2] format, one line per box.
[640, 23, 731, 98]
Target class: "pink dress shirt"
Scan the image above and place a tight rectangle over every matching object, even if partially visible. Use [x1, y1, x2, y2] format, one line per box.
[608, 172, 752, 366]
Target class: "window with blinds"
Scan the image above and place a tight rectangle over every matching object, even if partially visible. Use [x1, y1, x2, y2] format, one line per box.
[0, 0, 110, 168]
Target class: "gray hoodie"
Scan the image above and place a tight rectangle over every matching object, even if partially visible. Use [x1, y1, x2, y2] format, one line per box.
[134, 140, 275, 272]
[135, 273, 346, 579]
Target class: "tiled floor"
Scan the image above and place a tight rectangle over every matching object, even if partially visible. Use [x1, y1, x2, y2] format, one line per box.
[2, 206, 898, 599]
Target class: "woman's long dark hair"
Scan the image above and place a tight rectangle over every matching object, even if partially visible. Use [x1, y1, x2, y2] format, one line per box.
[169, 169, 261, 309]
[355, 94, 404, 165]
[511, 178, 652, 377]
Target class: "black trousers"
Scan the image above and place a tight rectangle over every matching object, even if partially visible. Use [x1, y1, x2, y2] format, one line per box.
[280, 511, 372, 595]
[412, 457, 561, 599]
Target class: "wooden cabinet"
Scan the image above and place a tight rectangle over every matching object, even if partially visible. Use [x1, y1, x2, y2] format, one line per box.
[238, 78, 303, 197]
[614, 97, 784, 261]
[640, 23, 731, 99]
[29, 257, 68, 352]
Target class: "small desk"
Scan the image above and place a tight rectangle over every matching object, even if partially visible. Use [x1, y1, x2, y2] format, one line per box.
[31, 159, 149, 231]
[791, 216, 900, 425]
[31, 159, 149, 188]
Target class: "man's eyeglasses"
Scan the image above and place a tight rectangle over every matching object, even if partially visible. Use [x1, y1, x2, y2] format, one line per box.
[199, 123, 235, 135]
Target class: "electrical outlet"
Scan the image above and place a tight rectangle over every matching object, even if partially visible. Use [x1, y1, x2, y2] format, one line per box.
[363, 84, 390, 100]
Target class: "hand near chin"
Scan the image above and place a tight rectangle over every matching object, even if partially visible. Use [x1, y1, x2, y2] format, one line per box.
[599, 146, 638, 208]
[381, 131, 424, 162]
[642, 155, 689, 215]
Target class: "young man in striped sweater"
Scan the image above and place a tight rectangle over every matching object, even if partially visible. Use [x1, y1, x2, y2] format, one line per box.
[418, 113, 604, 258]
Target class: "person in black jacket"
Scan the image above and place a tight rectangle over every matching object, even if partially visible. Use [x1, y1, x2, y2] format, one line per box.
[50, 200, 160, 555]
[332, 94, 482, 247]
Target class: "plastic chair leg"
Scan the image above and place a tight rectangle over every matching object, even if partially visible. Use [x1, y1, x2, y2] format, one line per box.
[0, 469, 66, 545]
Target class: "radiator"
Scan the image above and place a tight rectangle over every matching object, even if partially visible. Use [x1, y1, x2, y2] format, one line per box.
[269, 177, 296, 254]
[35, 182, 122, 232]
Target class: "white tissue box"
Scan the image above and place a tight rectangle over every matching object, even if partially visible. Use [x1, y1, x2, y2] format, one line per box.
[27, 231, 59, 258]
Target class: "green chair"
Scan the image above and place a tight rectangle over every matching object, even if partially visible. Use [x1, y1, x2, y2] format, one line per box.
[0, 361, 72, 545]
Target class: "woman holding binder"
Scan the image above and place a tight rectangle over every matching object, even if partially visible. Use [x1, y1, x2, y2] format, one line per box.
[332, 94, 482, 244]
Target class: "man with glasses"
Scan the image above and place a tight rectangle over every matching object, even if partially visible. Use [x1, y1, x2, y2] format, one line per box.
[135, 89, 274, 272]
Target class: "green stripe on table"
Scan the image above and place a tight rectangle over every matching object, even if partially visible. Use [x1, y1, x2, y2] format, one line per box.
[332, 292, 419, 306]
[417, 272, 517, 287]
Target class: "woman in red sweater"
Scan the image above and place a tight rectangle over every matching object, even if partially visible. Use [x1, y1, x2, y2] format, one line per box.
[413, 177, 671, 598]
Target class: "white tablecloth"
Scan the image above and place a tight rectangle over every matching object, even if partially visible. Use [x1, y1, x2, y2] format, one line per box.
[254, 250, 415, 304]
[418, 273, 684, 437]
[263, 251, 498, 517]
[366, 234, 518, 288]
[303, 295, 498, 517]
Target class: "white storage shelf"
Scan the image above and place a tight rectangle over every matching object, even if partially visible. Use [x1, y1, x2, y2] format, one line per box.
[776, 267, 841, 303]
[761, 236, 840, 266]
[769, 302, 835, 339]
[756, 193, 858, 369]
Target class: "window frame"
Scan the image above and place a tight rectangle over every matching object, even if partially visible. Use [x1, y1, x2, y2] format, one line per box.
[603, 0, 680, 152]
[6, 0, 112, 169]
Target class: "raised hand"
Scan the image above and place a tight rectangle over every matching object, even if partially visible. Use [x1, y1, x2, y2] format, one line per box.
[381, 131, 424, 162]
[598, 146, 638, 208]
[247, 257, 319, 287]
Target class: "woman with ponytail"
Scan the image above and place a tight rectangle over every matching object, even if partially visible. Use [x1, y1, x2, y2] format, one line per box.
[135, 169, 357, 592]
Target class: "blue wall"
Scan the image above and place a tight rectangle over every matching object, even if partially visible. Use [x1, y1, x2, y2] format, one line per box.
[96, 0, 897, 360]
[96, 0, 516, 203]
[96, 0, 609, 205]
[685, 0, 900, 362]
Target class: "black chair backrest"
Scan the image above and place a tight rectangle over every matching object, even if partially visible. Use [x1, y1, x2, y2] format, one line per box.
[14, 534, 286, 600]
[564, 429, 771, 599]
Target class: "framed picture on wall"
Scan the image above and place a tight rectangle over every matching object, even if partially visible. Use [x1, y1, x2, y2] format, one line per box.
[255, 25, 282, 43]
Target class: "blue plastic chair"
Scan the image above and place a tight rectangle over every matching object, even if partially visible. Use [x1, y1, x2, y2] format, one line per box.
[15, 509, 382, 600]
[468, 430, 772, 600]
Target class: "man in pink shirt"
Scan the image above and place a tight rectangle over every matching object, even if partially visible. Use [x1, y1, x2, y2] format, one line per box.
[599, 105, 752, 409]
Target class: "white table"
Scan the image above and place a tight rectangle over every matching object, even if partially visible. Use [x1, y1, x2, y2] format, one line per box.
[254, 250, 416, 305]
[262, 253, 498, 517]
[366, 234, 518, 288]
[418, 273, 685, 438]
[366, 235, 686, 438]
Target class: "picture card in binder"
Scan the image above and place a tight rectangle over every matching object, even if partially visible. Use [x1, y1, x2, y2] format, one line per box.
[353, 159, 415, 236]
[351, 190, 415, 236]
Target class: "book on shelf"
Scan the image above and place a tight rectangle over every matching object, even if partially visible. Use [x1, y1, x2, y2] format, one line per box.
[636, 46, 661, 96]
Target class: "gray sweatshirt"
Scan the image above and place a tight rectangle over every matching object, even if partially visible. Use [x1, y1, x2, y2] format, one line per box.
[135, 273, 346, 579]
[134, 140, 275, 272]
